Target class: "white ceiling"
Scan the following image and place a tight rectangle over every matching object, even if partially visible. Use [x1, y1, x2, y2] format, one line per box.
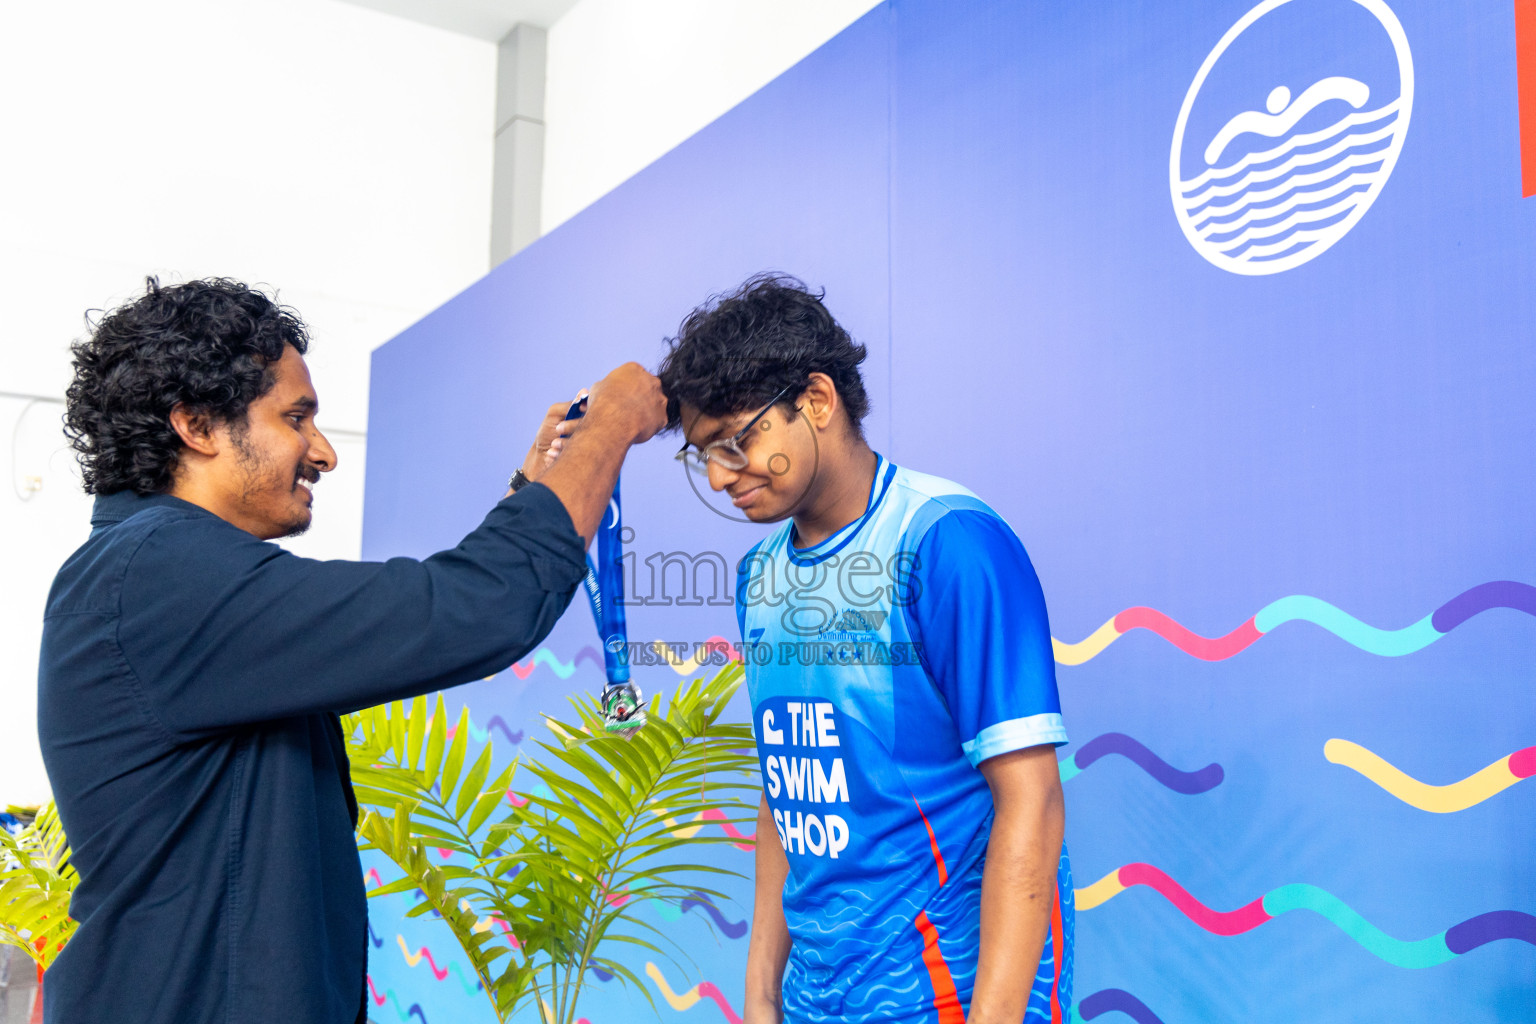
[336, 0, 581, 40]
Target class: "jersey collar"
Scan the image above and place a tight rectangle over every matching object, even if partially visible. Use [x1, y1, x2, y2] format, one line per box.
[786, 454, 897, 566]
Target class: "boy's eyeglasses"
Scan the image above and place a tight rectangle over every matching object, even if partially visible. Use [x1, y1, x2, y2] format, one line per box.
[674, 383, 797, 476]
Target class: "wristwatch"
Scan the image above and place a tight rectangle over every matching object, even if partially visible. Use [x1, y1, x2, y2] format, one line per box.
[508, 468, 531, 492]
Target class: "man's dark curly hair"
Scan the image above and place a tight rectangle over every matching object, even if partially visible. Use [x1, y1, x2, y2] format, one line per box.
[64, 277, 310, 495]
[657, 273, 869, 435]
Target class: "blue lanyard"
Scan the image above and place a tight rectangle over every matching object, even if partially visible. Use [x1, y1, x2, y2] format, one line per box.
[562, 399, 634, 698]
[581, 484, 630, 685]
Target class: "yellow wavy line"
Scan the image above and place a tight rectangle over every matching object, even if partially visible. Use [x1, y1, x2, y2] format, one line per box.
[646, 961, 703, 1010]
[1074, 868, 1127, 911]
[396, 935, 425, 966]
[1324, 738, 1524, 813]
[1051, 618, 1122, 667]
[650, 639, 720, 676]
[651, 807, 707, 839]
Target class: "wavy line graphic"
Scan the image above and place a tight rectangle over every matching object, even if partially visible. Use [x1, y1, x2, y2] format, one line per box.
[653, 806, 756, 850]
[1077, 863, 1536, 967]
[1181, 100, 1401, 191]
[1190, 119, 1397, 212]
[653, 890, 750, 938]
[367, 920, 383, 948]
[1052, 581, 1536, 666]
[366, 976, 429, 1023]
[395, 935, 482, 993]
[1058, 733, 1224, 794]
[1070, 988, 1167, 1024]
[507, 646, 603, 680]
[651, 636, 743, 675]
[446, 713, 525, 746]
[1325, 739, 1536, 812]
[645, 962, 743, 1023]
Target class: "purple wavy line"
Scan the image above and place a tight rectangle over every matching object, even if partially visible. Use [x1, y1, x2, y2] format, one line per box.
[484, 715, 525, 746]
[682, 892, 750, 938]
[1073, 733, 1225, 795]
[367, 920, 383, 947]
[1077, 989, 1166, 1023]
[1445, 910, 1536, 954]
[590, 965, 615, 981]
[1431, 581, 1536, 633]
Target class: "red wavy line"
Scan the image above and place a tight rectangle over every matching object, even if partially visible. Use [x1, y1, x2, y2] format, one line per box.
[695, 981, 745, 1024]
[1117, 863, 1271, 935]
[1112, 609, 1263, 661]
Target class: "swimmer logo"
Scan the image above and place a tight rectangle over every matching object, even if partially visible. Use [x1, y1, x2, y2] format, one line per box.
[1170, 0, 1413, 275]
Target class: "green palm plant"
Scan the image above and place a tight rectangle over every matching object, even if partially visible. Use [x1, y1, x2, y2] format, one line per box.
[0, 802, 78, 970]
[344, 662, 759, 1024]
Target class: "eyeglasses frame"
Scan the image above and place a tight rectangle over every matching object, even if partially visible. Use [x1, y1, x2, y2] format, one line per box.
[673, 382, 798, 474]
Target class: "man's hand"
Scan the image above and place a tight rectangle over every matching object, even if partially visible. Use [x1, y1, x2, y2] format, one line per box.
[536, 363, 667, 543]
[519, 391, 586, 485]
[582, 362, 667, 445]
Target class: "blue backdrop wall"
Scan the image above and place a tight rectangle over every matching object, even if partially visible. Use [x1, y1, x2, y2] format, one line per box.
[361, 2, 1536, 1021]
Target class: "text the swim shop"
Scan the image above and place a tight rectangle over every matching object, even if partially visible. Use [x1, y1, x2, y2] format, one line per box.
[760, 698, 851, 860]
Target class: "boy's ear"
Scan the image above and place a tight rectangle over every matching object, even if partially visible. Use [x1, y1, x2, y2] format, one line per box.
[168, 404, 221, 457]
[800, 373, 840, 430]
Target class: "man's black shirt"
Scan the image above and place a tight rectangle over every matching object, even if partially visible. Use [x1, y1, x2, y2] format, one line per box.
[37, 484, 586, 1023]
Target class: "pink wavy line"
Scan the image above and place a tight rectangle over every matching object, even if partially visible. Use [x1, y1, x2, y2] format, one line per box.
[696, 981, 745, 1024]
[702, 636, 744, 662]
[400, 941, 451, 980]
[366, 975, 385, 1006]
[701, 807, 756, 851]
[1114, 608, 1263, 661]
[365, 868, 384, 889]
[1119, 863, 1271, 936]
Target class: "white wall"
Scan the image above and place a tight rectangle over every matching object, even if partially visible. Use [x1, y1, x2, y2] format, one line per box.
[0, 0, 884, 806]
[541, 0, 883, 232]
[0, 0, 497, 804]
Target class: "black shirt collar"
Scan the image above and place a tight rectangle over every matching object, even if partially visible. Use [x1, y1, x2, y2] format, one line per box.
[90, 490, 211, 527]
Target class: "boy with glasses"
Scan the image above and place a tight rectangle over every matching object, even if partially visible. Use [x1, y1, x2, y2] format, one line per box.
[658, 274, 1073, 1024]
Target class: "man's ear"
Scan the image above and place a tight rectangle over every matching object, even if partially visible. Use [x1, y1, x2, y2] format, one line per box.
[168, 404, 221, 457]
[800, 373, 840, 431]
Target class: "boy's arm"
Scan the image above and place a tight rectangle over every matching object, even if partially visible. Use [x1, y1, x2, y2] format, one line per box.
[968, 746, 1066, 1024]
[744, 795, 792, 1024]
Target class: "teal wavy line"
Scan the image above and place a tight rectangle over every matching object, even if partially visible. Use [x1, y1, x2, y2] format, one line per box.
[383, 991, 424, 1022]
[1253, 597, 1442, 656]
[516, 648, 581, 679]
[1059, 760, 1082, 783]
[446, 961, 483, 995]
[1262, 884, 1456, 968]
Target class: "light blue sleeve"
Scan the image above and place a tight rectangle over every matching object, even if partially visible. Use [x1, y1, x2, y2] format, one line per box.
[906, 508, 1067, 766]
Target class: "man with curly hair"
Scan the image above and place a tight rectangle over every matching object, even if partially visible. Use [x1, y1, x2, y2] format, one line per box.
[659, 275, 1072, 1024]
[38, 277, 664, 1024]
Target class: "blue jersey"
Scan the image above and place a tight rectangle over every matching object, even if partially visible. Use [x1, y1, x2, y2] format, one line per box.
[736, 456, 1073, 1024]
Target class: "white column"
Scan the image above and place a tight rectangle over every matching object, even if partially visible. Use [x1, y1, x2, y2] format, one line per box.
[491, 23, 546, 264]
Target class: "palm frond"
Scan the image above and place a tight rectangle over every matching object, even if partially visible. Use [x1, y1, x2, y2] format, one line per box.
[0, 802, 79, 969]
[342, 663, 757, 1024]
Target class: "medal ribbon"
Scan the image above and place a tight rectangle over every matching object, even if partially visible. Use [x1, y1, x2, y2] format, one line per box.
[565, 399, 630, 686]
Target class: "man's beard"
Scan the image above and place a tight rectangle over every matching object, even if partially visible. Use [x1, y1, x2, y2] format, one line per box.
[232, 429, 313, 539]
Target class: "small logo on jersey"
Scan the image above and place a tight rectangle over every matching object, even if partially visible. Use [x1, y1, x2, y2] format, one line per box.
[827, 609, 888, 633]
[1170, 0, 1413, 275]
